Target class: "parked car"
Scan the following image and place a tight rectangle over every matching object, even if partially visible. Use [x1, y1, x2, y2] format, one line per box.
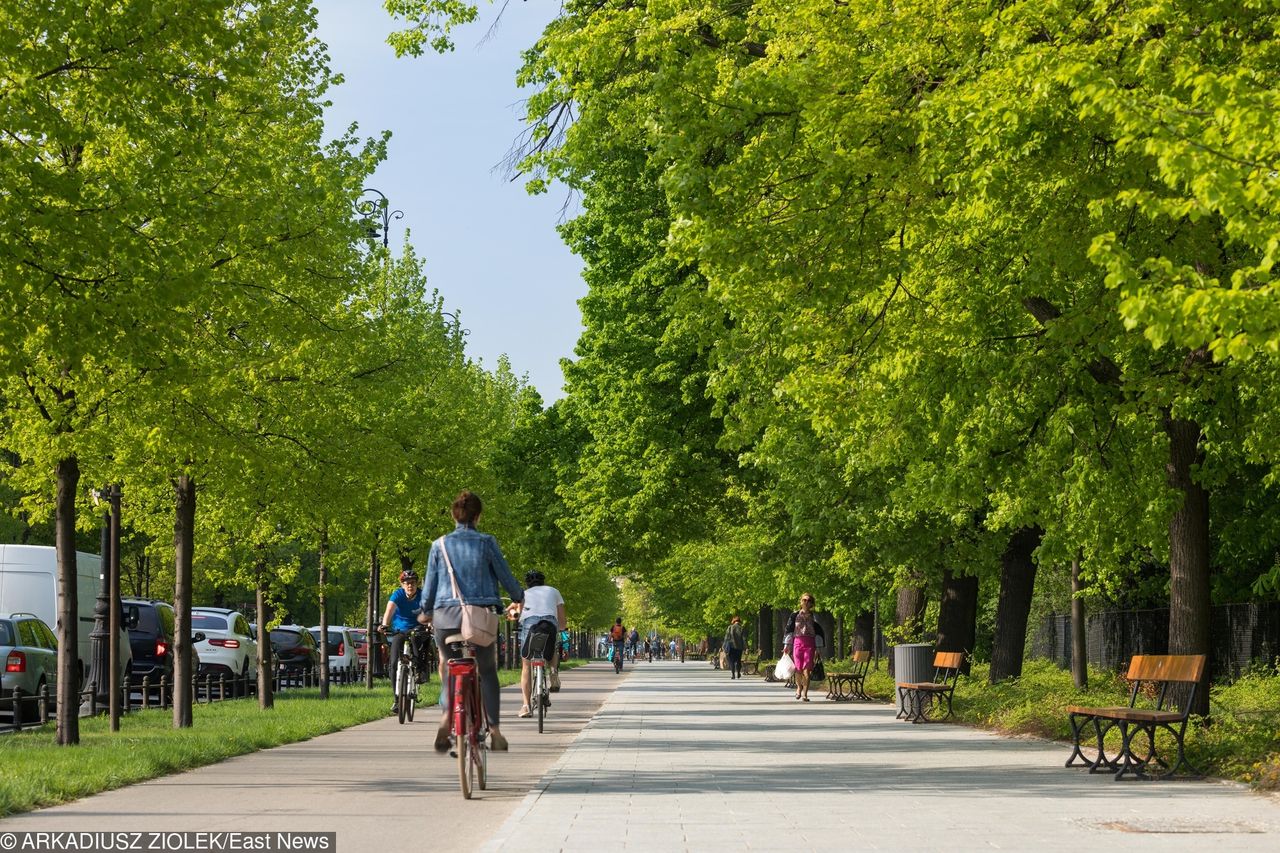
[122, 598, 179, 686]
[309, 625, 357, 675]
[348, 627, 388, 674]
[1, 612, 58, 718]
[0, 544, 132, 686]
[262, 624, 321, 679]
[192, 607, 258, 690]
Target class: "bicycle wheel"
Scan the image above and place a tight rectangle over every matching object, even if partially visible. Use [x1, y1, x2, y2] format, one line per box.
[396, 661, 408, 725]
[457, 691, 473, 799]
[536, 665, 545, 734]
[476, 725, 488, 790]
[406, 668, 417, 722]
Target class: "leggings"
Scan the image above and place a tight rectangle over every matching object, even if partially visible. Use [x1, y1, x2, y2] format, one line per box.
[726, 646, 743, 676]
[435, 629, 501, 726]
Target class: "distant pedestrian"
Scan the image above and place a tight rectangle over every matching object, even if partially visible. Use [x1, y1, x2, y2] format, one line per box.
[669, 638, 677, 659]
[723, 616, 746, 679]
[786, 594, 824, 701]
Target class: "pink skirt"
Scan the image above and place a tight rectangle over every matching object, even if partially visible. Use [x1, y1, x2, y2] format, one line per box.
[792, 635, 817, 671]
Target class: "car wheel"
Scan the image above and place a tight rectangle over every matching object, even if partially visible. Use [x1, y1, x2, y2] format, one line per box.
[240, 659, 251, 697]
[33, 678, 47, 720]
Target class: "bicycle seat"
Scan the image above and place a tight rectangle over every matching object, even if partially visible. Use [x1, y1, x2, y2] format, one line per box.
[444, 635, 473, 661]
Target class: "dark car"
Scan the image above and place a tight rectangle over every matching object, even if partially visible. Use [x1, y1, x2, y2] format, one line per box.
[264, 624, 321, 678]
[1, 613, 58, 718]
[122, 598, 177, 685]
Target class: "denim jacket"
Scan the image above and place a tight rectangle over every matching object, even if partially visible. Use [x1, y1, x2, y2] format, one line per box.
[422, 523, 524, 612]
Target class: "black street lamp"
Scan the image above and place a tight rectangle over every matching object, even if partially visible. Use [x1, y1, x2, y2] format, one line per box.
[85, 484, 122, 728]
[355, 188, 403, 249]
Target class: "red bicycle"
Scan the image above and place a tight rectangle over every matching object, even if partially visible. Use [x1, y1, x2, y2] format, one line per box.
[443, 633, 488, 798]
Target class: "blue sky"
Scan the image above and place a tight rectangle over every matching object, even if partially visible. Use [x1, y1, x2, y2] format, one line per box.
[314, 1, 585, 403]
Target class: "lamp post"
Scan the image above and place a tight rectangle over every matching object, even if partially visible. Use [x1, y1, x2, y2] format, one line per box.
[354, 188, 403, 249]
[107, 484, 121, 731]
[85, 491, 112, 714]
[85, 484, 122, 728]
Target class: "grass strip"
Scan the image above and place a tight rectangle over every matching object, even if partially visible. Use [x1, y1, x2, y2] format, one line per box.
[0, 667, 525, 817]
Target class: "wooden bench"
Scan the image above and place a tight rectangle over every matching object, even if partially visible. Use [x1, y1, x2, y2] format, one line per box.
[825, 650, 872, 701]
[741, 654, 763, 676]
[896, 651, 963, 723]
[1065, 653, 1205, 781]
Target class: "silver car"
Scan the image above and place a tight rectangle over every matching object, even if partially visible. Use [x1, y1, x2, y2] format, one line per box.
[1, 613, 58, 718]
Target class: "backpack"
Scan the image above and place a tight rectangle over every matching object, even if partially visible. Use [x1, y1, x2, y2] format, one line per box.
[610, 624, 625, 641]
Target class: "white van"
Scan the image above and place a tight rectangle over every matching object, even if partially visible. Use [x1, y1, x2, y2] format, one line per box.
[0, 543, 131, 685]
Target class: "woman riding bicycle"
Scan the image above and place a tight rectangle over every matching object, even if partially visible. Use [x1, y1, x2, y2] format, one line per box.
[420, 490, 524, 752]
[509, 569, 567, 718]
[379, 569, 429, 714]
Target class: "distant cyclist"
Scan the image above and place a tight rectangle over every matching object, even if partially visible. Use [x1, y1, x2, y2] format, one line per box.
[609, 618, 626, 669]
[379, 569, 430, 714]
[510, 570, 567, 718]
[627, 628, 640, 660]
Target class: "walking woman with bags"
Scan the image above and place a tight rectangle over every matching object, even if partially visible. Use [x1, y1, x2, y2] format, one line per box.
[421, 490, 524, 752]
[786, 593, 824, 701]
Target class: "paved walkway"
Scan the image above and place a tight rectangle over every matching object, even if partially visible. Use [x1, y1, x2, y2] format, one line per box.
[3, 661, 1279, 851]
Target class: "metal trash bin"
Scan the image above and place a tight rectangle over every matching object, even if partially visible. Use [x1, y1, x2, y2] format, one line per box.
[893, 643, 933, 717]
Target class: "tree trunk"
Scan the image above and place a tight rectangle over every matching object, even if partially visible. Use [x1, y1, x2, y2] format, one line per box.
[772, 608, 788, 658]
[895, 585, 927, 635]
[937, 570, 979, 676]
[990, 526, 1043, 683]
[1165, 415, 1212, 715]
[398, 548, 414, 576]
[814, 611, 836, 659]
[55, 456, 80, 746]
[851, 609, 874, 653]
[255, 558, 274, 710]
[318, 527, 330, 699]
[890, 583, 927, 677]
[172, 474, 195, 728]
[757, 604, 773, 658]
[366, 547, 379, 688]
[1070, 554, 1087, 689]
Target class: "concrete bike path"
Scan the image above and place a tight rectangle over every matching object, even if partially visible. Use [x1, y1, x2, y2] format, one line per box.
[484, 660, 1280, 852]
[0, 662, 620, 851]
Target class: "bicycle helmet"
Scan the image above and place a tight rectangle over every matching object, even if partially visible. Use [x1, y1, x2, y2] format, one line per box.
[399, 569, 419, 583]
[524, 570, 545, 587]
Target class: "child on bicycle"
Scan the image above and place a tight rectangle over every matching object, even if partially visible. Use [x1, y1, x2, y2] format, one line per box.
[509, 569, 567, 718]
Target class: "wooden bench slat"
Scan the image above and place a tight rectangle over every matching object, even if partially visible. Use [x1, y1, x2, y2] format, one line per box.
[1126, 653, 1205, 683]
[933, 651, 963, 669]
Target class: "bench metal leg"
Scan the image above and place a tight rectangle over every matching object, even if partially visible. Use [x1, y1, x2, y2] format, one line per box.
[1065, 713, 1095, 768]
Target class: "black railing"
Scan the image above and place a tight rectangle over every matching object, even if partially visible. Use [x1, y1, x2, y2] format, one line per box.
[2, 665, 373, 732]
[1031, 601, 1280, 680]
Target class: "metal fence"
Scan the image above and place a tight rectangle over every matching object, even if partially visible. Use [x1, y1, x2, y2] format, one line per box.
[1, 666, 366, 733]
[1031, 601, 1280, 680]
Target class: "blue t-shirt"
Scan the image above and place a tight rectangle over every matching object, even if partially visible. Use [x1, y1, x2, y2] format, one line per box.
[388, 587, 423, 632]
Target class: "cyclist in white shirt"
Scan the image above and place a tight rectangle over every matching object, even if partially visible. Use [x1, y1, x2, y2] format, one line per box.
[508, 570, 567, 718]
